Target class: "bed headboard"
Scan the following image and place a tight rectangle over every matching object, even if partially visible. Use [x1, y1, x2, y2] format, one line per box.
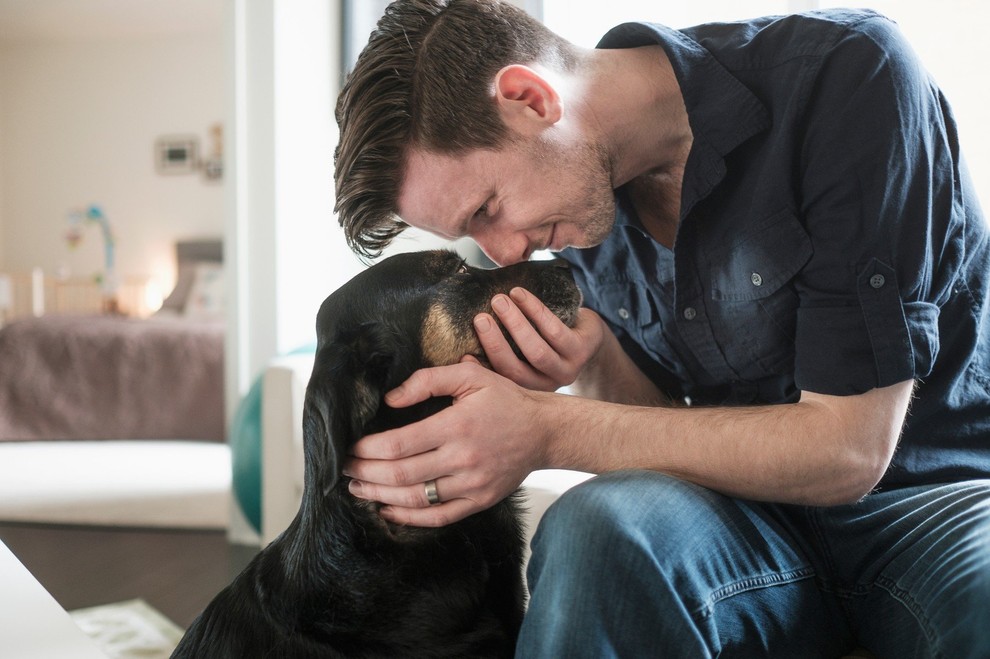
[176, 239, 223, 266]
[160, 238, 224, 315]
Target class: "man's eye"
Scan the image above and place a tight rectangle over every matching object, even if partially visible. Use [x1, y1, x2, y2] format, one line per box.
[474, 203, 488, 218]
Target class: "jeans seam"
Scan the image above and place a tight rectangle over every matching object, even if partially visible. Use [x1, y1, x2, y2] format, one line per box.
[697, 567, 817, 619]
[873, 575, 944, 659]
[804, 506, 841, 583]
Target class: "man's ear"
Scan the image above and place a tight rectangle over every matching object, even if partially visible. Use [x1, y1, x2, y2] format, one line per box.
[494, 64, 562, 136]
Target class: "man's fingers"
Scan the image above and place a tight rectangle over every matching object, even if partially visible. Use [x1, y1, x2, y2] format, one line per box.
[384, 363, 482, 408]
[491, 294, 545, 353]
[508, 287, 578, 352]
[350, 364, 495, 462]
[344, 447, 438, 485]
[487, 290, 588, 385]
[349, 472, 479, 508]
[473, 312, 520, 368]
[379, 497, 480, 528]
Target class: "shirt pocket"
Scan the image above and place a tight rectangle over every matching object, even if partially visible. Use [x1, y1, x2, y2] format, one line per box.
[595, 277, 655, 329]
[706, 209, 813, 379]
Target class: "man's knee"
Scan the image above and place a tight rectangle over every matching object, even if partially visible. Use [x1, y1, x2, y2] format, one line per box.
[522, 471, 730, 655]
[530, 470, 732, 571]
[863, 481, 990, 659]
[937, 492, 990, 657]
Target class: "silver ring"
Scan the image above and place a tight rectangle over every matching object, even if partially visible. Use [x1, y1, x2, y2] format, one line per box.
[424, 479, 441, 505]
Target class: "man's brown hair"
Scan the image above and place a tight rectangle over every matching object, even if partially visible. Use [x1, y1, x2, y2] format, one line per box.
[334, 0, 578, 257]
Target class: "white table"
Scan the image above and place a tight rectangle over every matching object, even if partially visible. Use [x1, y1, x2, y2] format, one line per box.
[0, 540, 107, 658]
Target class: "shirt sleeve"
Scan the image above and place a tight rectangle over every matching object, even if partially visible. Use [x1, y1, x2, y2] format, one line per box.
[792, 15, 964, 395]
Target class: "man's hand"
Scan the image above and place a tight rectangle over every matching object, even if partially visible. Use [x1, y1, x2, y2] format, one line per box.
[471, 287, 605, 391]
[478, 287, 669, 406]
[343, 362, 554, 527]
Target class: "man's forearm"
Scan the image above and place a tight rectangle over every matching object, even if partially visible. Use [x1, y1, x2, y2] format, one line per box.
[539, 380, 914, 506]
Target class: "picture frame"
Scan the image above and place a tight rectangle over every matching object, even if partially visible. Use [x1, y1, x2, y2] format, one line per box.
[155, 135, 199, 175]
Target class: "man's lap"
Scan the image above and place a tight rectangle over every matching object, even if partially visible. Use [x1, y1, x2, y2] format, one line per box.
[785, 479, 990, 658]
[520, 471, 990, 658]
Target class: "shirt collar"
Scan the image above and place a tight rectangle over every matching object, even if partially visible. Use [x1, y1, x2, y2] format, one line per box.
[597, 22, 771, 214]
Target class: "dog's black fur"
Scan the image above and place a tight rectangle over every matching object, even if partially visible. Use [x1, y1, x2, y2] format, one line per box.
[171, 250, 581, 658]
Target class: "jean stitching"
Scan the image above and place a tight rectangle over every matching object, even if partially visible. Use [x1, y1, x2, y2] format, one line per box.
[697, 566, 817, 618]
[804, 506, 841, 583]
[873, 575, 944, 659]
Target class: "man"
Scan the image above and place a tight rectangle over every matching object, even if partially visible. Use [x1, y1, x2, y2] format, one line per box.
[334, 0, 990, 656]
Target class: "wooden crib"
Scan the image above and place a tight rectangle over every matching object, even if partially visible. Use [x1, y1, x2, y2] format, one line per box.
[0, 270, 160, 324]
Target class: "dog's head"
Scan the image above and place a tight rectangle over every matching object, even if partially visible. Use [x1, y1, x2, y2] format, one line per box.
[301, 249, 581, 498]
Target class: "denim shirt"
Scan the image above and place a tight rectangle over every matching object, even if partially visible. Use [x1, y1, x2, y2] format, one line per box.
[563, 10, 990, 488]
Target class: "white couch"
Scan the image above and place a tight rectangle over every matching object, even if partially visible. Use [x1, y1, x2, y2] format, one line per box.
[259, 353, 593, 550]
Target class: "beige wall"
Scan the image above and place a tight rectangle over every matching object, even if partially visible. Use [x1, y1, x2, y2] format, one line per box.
[0, 31, 224, 292]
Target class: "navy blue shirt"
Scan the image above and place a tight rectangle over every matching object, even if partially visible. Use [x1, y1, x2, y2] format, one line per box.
[563, 10, 990, 489]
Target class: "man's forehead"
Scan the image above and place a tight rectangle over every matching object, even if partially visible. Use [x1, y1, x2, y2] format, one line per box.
[402, 147, 474, 179]
[397, 149, 485, 235]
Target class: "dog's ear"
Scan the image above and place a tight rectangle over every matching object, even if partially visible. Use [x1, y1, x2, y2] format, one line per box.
[302, 322, 403, 496]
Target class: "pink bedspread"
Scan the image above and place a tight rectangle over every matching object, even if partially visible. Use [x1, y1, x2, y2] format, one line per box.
[0, 314, 225, 442]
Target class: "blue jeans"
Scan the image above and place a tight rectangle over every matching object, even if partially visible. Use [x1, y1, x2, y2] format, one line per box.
[517, 471, 990, 658]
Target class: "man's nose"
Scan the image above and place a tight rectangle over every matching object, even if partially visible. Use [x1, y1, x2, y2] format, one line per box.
[476, 232, 530, 266]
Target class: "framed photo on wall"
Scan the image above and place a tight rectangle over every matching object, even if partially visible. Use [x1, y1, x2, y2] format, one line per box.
[155, 135, 199, 175]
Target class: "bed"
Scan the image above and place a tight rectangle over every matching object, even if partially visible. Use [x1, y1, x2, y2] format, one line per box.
[0, 313, 224, 442]
[0, 240, 231, 529]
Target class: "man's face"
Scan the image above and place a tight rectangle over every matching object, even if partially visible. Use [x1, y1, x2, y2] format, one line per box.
[397, 136, 616, 265]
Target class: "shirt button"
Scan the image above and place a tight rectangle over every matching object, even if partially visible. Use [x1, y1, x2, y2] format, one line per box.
[683, 307, 697, 321]
[751, 272, 763, 287]
[617, 307, 630, 320]
[870, 274, 886, 289]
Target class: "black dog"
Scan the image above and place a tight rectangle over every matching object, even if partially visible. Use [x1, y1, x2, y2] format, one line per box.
[171, 250, 581, 658]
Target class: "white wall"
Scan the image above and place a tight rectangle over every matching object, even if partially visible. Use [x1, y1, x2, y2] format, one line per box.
[0, 32, 224, 290]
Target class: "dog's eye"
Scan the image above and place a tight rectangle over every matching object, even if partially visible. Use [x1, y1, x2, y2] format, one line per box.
[456, 259, 469, 274]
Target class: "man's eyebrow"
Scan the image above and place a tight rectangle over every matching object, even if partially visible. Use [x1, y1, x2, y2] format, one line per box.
[431, 211, 469, 241]
[454, 198, 484, 238]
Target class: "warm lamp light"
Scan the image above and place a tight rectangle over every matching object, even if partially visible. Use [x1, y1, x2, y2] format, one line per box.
[144, 278, 165, 315]
[0, 275, 12, 326]
[0, 275, 11, 310]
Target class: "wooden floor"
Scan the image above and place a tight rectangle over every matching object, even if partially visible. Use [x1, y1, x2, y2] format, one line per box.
[0, 522, 258, 629]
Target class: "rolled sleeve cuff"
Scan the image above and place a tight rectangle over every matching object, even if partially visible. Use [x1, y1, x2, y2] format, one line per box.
[795, 260, 939, 395]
